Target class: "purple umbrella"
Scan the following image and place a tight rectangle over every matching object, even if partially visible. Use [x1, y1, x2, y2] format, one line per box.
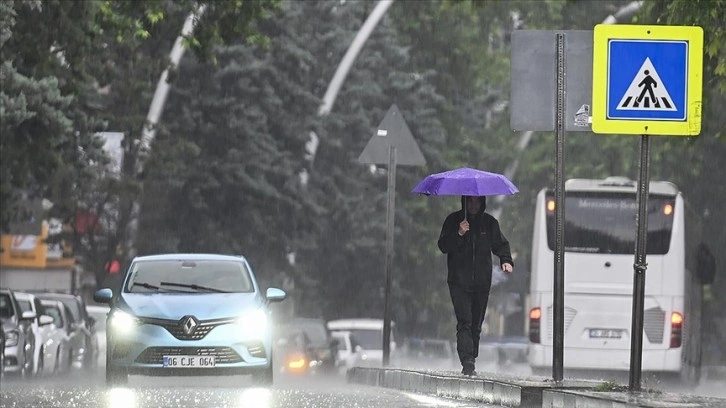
[411, 167, 519, 197]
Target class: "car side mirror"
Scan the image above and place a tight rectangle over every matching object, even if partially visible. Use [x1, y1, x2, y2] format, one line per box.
[21, 310, 37, 320]
[94, 288, 113, 304]
[265, 288, 286, 303]
[39, 315, 54, 326]
[354, 345, 363, 353]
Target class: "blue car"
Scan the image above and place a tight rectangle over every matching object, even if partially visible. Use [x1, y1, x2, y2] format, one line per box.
[93, 254, 286, 386]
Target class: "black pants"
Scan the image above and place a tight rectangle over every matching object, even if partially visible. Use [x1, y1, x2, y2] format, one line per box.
[448, 284, 491, 365]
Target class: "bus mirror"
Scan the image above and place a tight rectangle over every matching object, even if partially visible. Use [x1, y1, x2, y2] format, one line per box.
[696, 243, 715, 285]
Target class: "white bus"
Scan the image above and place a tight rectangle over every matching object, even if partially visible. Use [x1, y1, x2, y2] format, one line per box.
[527, 177, 705, 384]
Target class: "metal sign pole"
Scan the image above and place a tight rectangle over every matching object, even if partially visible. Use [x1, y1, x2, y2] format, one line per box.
[553, 32, 567, 383]
[629, 134, 651, 391]
[358, 104, 425, 368]
[382, 145, 397, 366]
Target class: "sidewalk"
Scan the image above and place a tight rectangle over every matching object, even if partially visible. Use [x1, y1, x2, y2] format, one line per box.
[347, 366, 726, 408]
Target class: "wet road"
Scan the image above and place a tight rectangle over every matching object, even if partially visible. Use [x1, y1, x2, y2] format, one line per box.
[0, 373, 504, 408]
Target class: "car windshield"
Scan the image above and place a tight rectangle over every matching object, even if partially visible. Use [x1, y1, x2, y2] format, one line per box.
[0, 293, 14, 320]
[348, 329, 383, 350]
[17, 299, 32, 313]
[286, 321, 329, 346]
[60, 299, 82, 322]
[125, 259, 253, 294]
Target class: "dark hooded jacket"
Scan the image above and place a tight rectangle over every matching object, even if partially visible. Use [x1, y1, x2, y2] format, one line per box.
[437, 196, 514, 290]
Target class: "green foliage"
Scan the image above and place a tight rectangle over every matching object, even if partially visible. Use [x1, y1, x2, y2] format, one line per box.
[0, 0, 278, 283]
[592, 380, 627, 392]
[646, 0, 726, 92]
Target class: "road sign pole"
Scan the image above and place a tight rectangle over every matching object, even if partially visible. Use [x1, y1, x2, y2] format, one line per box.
[382, 145, 397, 366]
[629, 134, 651, 391]
[553, 32, 567, 383]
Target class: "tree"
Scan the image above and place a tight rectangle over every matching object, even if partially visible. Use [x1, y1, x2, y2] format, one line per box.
[1, 0, 279, 290]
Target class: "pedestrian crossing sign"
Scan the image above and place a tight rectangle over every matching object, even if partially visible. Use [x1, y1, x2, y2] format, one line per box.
[592, 24, 703, 136]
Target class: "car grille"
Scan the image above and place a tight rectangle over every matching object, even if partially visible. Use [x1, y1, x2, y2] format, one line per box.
[140, 316, 236, 341]
[135, 347, 243, 364]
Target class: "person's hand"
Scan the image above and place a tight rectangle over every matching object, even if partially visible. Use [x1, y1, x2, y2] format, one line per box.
[502, 263, 513, 273]
[458, 220, 469, 236]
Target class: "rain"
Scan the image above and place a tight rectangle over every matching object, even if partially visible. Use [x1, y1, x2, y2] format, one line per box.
[1, 1, 724, 407]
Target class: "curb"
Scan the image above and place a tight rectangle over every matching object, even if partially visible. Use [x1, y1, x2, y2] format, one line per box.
[347, 367, 726, 408]
[348, 367, 590, 407]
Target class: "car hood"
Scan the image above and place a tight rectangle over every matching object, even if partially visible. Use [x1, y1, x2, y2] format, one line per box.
[118, 293, 262, 321]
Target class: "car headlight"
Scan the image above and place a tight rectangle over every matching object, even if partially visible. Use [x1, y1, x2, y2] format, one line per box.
[5, 330, 19, 347]
[109, 310, 140, 334]
[236, 308, 268, 338]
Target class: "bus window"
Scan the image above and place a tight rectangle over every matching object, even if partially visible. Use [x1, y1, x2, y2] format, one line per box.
[545, 192, 675, 255]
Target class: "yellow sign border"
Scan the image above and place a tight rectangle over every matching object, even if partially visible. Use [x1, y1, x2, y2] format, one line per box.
[592, 24, 703, 136]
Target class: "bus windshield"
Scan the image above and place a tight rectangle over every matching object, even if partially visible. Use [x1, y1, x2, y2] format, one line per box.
[546, 192, 675, 254]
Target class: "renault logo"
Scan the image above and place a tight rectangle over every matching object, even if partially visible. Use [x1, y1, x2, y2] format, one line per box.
[181, 316, 198, 335]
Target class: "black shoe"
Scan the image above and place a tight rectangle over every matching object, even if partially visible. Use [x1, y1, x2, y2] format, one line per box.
[461, 362, 476, 376]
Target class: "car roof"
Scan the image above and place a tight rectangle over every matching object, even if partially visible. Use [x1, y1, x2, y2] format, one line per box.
[327, 318, 394, 330]
[132, 253, 247, 262]
[288, 317, 326, 325]
[33, 292, 81, 301]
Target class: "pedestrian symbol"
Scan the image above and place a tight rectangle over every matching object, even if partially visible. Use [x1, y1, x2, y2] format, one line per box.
[616, 58, 676, 111]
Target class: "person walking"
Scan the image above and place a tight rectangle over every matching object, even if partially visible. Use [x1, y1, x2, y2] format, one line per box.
[438, 195, 514, 376]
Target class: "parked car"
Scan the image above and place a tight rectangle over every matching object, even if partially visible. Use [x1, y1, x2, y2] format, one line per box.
[278, 327, 315, 376]
[40, 299, 79, 374]
[330, 330, 364, 375]
[85, 304, 110, 368]
[15, 292, 59, 377]
[33, 292, 99, 371]
[94, 253, 287, 385]
[279, 318, 337, 375]
[327, 319, 397, 368]
[1, 319, 5, 379]
[0, 288, 36, 378]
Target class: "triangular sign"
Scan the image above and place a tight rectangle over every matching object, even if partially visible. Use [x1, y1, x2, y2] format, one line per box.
[358, 104, 426, 166]
[616, 58, 677, 111]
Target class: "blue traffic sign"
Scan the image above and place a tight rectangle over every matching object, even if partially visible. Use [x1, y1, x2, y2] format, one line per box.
[607, 40, 687, 121]
[592, 25, 703, 136]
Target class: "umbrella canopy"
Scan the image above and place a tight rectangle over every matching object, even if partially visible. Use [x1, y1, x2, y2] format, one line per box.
[411, 167, 519, 196]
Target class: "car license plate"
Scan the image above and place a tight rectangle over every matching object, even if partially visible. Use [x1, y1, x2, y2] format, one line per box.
[589, 329, 623, 339]
[163, 355, 216, 368]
